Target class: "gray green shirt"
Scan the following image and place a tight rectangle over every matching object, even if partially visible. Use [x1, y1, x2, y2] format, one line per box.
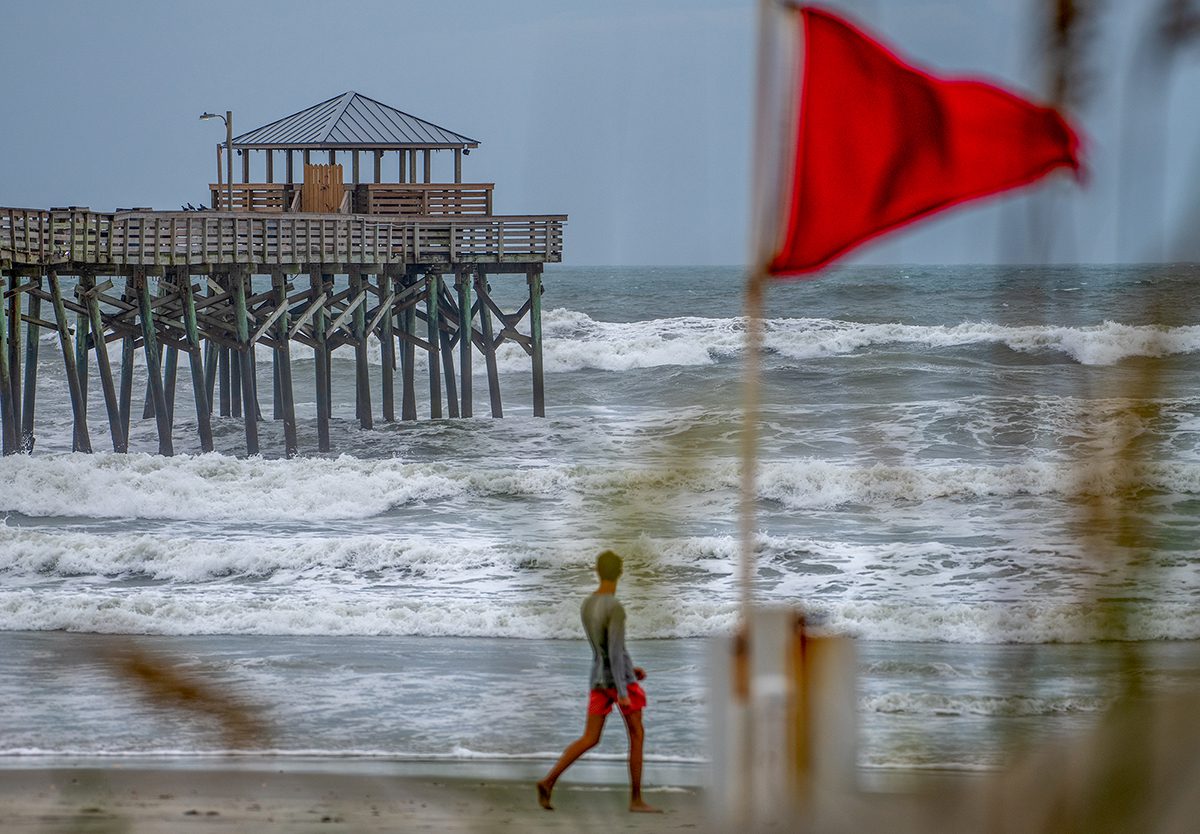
[581, 592, 636, 698]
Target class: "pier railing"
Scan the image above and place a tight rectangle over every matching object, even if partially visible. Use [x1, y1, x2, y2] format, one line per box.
[208, 183, 497, 217]
[209, 183, 291, 212]
[1, 207, 565, 267]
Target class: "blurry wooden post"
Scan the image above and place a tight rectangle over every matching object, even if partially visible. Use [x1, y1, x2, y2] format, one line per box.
[425, 269, 442, 419]
[181, 274, 214, 453]
[21, 275, 42, 452]
[313, 270, 331, 452]
[135, 271, 172, 456]
[81, 272, 128, 453]
[528, 266, 545, 417]
[273, 271, 297, 457]
[48, 270, 92, 453]
[457, 269, 473, 417]
[232, 269, 258, 455]
[475, 269, 502, 417]
[0, 272, 16, 454]
[379, 270, 396, 422]
[219, 345, 232, 418]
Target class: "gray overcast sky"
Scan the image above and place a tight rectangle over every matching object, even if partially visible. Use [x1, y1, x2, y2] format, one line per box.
[2, 1, 1197, 266]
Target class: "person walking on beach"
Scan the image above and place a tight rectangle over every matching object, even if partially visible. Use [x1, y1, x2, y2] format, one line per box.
[537, 550, 658, 813]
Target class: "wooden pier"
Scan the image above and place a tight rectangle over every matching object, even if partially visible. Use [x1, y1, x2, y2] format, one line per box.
[0, 92, 564, 457]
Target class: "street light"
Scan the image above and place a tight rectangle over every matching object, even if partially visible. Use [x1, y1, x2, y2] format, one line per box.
[200, 110, 233, 211]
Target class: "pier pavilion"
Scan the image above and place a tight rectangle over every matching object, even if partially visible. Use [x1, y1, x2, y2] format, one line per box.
[0, 91, 565, 457]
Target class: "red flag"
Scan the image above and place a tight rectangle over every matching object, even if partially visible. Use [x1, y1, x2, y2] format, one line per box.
[768, 7, 1082, 277]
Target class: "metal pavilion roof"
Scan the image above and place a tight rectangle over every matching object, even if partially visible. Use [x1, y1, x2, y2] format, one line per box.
[231, 91, 479, 150]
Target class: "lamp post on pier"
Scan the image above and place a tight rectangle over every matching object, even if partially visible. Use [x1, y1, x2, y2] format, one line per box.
[200, 110, 233, 211]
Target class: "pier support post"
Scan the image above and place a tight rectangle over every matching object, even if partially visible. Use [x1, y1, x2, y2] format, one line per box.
[230, 339, 242, 419]
[233, 269, 259, 456]
[219, 345, 232, 418]
[74, 294, 90, 419]
[164, 345, 179, 426]
[426, 270, 442, 419]
[273, 271, 298, 458]
[21, 276, 41, 452]
[48, 270, 93, 453]
[379, 270, 395, 422]
[81, 272, 128, 453]
[401, 276, 417, 421]
[475, 269, 502, 418]
[8, 274, 22, 448]
[528, 266, 545, 417]
[136, 272, 173, 456]
[440, 285, 459, 419]
[182, 274, 214, 453]
[0, 273, 17, 455]
[313, 270, 332, 452]
[118, 280, 135, 443]
[352, 268, 373, 429]
[457, 269, 473, 418]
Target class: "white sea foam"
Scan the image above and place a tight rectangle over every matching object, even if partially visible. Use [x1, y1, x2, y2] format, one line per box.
[860, 692, 1111, 717]
[493, 310, 1200, 372]
[3, 587, 1196, 643]
[2, 452, 1197, 521]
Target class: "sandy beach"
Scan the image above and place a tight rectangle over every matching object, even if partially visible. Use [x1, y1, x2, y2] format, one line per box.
[0, 765, 705, 833]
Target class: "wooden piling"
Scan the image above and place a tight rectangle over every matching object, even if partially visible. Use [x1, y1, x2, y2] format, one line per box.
[401, 277, 417, 421]
[8, 276, 22, 445]
[440, 314, 460, 419]
[74, 297, 90, 418]
[352, 269, 373, 429]
[528, 267, 545, 417]
[219, 345, 232, 418]
[230, 340, 242, 419]
[181, 275, 214, 453]
[0, 273, 17, 455]
[233, 270, 259, 455]
[457, 270, 473, 418]
[21, 277, 41, 451]
[379, 270, 395, 422]
[81, 272, 128, 453]
[118, 281, 135, 443]
[426, 270, 442, 419]
[164, 346, 179, 426]
[475, 270, 503, 418]
[48, 270, 93, 453]
[136, 272, 173, 456]
[274, 271, 298, 457]
[313, 270, 331, 452]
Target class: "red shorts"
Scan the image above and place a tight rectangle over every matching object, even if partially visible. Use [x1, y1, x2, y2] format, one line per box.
[587, 682, 646, 716]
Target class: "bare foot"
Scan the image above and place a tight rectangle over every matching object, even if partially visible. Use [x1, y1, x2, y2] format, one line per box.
[536, 780, 554, 811]
[629, 799, 661, 813]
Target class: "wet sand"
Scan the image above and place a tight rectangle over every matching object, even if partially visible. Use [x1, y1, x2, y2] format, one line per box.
[0, 765, 704, 833]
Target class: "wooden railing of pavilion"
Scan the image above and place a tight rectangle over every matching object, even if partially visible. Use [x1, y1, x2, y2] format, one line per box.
[209, 183, 496, 217]
[1, 207, 565, 268]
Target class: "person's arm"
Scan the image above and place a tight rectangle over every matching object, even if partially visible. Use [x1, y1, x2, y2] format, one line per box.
[607, 603, 633, 700]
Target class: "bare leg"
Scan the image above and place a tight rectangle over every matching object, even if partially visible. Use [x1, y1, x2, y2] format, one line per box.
[538, 712, 606, 810]
[621, 709, 660, 812]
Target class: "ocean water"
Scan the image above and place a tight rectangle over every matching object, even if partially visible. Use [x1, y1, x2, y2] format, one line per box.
[1, 264, 1198, 777]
